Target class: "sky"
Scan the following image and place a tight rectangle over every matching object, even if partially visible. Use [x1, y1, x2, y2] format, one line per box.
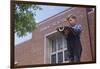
[15, 5, 69, 45]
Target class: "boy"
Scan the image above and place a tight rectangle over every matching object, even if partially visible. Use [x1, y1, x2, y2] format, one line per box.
[56, 14, 82, 63]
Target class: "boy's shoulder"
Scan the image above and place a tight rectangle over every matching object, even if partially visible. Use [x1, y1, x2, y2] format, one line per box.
[72, 23, 82, 31]
[74, 24, 82, 27]
[75, 23, 81, 26]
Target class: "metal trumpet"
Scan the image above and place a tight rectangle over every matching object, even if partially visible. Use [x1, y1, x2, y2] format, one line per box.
[57, 20, 67, 32]
[58, 26, 65, 32]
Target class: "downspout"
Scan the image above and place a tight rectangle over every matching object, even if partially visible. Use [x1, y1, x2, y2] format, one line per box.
[85, 8, 93, 60]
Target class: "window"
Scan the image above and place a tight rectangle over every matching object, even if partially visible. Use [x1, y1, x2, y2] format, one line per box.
[64, 38, 67, 48]
[58, 52, 63, 63]
[51, 54, 56, 64]
[57, 36, 63, 50]
[64, 50, 69, 61]
[50, 35, 69, 64]
[51, 39, 56, 52]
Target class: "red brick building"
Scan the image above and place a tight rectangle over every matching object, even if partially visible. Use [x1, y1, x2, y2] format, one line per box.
[15, 7, 95, 66]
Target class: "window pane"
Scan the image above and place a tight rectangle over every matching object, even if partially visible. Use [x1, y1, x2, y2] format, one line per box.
[51, 39, 56, 52]
[57, 36, 63, 50]
[51, 54, 56, 64]
[86, 8, 93, 12]
[64, 50, 69, 61]
[58, 52, 63, 63]
[64, 38, 67, 48]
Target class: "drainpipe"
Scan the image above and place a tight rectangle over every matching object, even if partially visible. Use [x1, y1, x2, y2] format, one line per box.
[85, 8, 94, 60]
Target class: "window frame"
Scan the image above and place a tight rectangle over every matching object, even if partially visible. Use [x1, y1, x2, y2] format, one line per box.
[50, 34, 69, 64]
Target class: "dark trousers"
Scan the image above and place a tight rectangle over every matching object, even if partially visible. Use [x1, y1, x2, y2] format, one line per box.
[68, 45, 82, 62]
[66, 35, 82, 63]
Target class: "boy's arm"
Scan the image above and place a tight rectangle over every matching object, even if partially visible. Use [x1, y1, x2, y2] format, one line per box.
[56, 24, 82, 36]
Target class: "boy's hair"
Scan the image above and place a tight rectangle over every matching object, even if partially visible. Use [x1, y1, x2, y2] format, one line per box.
[66, 14, 77, 21]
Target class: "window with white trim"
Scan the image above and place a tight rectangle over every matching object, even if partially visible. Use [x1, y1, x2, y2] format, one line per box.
[49, 35, 70, 64]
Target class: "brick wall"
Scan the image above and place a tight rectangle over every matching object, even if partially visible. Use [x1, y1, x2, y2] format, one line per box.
[15, 39, 33, 65]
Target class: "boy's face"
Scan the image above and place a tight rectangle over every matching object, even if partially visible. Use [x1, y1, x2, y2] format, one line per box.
[68, 17, 76, 26]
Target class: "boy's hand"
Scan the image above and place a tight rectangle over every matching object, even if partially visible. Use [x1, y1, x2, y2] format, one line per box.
[63, 27, 70, 35]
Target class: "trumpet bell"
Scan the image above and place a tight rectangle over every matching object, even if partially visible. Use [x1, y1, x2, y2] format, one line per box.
[58, 27, 64, 31]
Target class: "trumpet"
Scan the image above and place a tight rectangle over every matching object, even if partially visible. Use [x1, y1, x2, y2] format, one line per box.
[56, 20, 76, 35]
[57, 26, 65, 32]
[56, 20, 68, 32]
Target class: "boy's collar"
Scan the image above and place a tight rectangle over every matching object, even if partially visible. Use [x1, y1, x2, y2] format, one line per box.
[70, 24, 76, 27]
